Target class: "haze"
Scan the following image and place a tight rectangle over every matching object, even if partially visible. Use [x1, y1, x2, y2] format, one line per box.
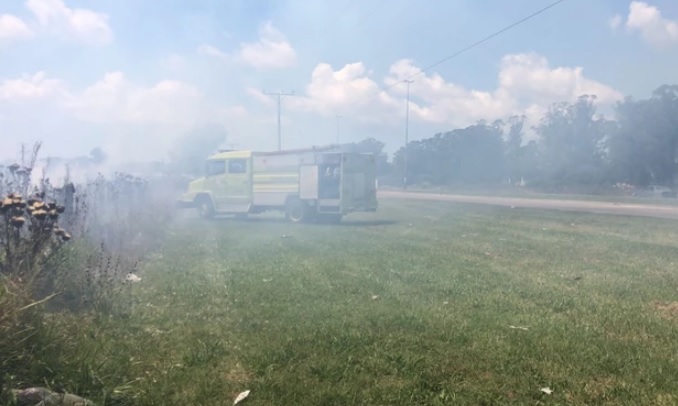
[1, 0, 676, 167]
[4, 2, 678, 404]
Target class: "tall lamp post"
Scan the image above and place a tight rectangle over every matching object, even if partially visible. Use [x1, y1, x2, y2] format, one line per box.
[263, 90, 295, 151]
[403, 79, 413, 189]
[335, 115, 342, 145]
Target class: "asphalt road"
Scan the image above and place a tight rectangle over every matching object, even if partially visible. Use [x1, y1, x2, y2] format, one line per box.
[379, 190, 678, 220]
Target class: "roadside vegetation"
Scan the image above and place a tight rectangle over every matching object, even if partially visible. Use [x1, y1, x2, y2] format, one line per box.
[0, 144, 175, 405]
[4, 173, 678, 404]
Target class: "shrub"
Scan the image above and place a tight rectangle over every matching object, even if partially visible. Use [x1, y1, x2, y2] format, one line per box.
[0, 143, 177, 401]
[0, 192, 71, 280]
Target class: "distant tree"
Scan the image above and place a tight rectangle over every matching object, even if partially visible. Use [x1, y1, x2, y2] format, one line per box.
[343, 138, 392, 176]
[535, 95, 612, 186]
[89, 147, 107, 164]
[169, 123, 227, 176]
[608, 85, 678, 186]
[393, 121, 506, 186]
[504, 115, 537, 184]
[350, 84, 678, 191]
[454, 120, 506, 185]
[518, 140, 540, 184]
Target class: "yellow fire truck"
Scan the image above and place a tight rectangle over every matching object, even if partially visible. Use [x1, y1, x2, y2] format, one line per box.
[177, 146, 378, 223]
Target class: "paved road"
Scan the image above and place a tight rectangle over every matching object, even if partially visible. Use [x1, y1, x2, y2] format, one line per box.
[379, 190, 678, 220]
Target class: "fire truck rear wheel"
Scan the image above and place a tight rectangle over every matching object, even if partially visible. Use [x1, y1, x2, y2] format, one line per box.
[285, 198, 308, 223]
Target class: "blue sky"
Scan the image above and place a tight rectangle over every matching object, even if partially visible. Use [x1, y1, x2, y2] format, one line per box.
[1, 0, 677, 163]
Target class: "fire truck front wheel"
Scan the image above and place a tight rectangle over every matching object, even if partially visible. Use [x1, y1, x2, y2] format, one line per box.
[195, 195, 215, 219]
[285, 198, 309, 223]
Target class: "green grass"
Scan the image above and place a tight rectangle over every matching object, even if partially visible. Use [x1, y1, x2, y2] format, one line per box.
[28, 201, 678, 405]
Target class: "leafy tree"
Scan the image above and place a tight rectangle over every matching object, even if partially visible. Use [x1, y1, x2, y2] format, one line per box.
[393, 121, 506, 186]
[535, 95, 612, 186]
[89, 147, 107, 164]
[343, 84, 678, 191]
[342, 138, 392, 176]
[169, 124, 228, 176]
[504, 115, 539, 184]
[609, 85, 678, 186]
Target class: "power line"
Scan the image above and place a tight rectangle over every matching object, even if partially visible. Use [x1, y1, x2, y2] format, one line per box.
[263, 90, 295, 151]
[354, 0, 388, 26]
[360, 0, 569, 103]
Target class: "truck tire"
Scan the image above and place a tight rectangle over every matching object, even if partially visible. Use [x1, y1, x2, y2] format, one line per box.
[285, 198, 309, 223]
[195, 195, 215, 219]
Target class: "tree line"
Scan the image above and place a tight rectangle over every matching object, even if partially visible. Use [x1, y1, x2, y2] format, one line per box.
[344, 84, 678, 192]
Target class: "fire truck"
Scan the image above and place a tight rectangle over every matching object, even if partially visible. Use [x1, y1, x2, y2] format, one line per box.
[177, 146, 378, 223]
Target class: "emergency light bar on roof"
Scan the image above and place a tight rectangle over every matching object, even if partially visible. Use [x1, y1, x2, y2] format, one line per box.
[217, 145, 342, 155]
[256, 145, 341, 156]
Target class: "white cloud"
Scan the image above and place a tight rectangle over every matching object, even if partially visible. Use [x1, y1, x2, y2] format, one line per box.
[0, 14, 34, 42]
[0, 70, 245, 131]
[25, 0, 112, 45]
[290, 62, 398, 124]
[287, 53, 622, 131]
[221, 105, 248, 117]
[625, 1, 678, 46]
[236, 21, 297, 69]
[68, 72, 207, 128]
[496, 53, 623, 106]
[161, 54, 187, 71]
[197, 44, 229, 62]
[0, 70, 249, 161]
[198, 22, 297, 70]
[0, 72, 65, 101]
[246, 87, 274, 105]
[609, 14, 623, 30]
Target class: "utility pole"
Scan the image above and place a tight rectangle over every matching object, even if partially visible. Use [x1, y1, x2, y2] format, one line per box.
[403, 79, 413, 190]
[263, 90, 295, 151]
[335, 115, 342, 145]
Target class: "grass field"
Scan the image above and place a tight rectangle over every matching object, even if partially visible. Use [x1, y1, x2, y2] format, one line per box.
[49, 200, 678, 405]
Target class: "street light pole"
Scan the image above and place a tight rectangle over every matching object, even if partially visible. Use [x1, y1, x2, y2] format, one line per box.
[403, 79, 413, 190]
[335, 115, 342, 145]
[263, 90, 295, 151]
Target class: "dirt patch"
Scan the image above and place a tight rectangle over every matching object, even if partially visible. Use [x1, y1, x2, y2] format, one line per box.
[374, 375, 409, 390]
[651, 301, 678, 320]
[583, 377, 628, 400]
[223, 362, 251, 385]
[654, 394, 677, 406]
